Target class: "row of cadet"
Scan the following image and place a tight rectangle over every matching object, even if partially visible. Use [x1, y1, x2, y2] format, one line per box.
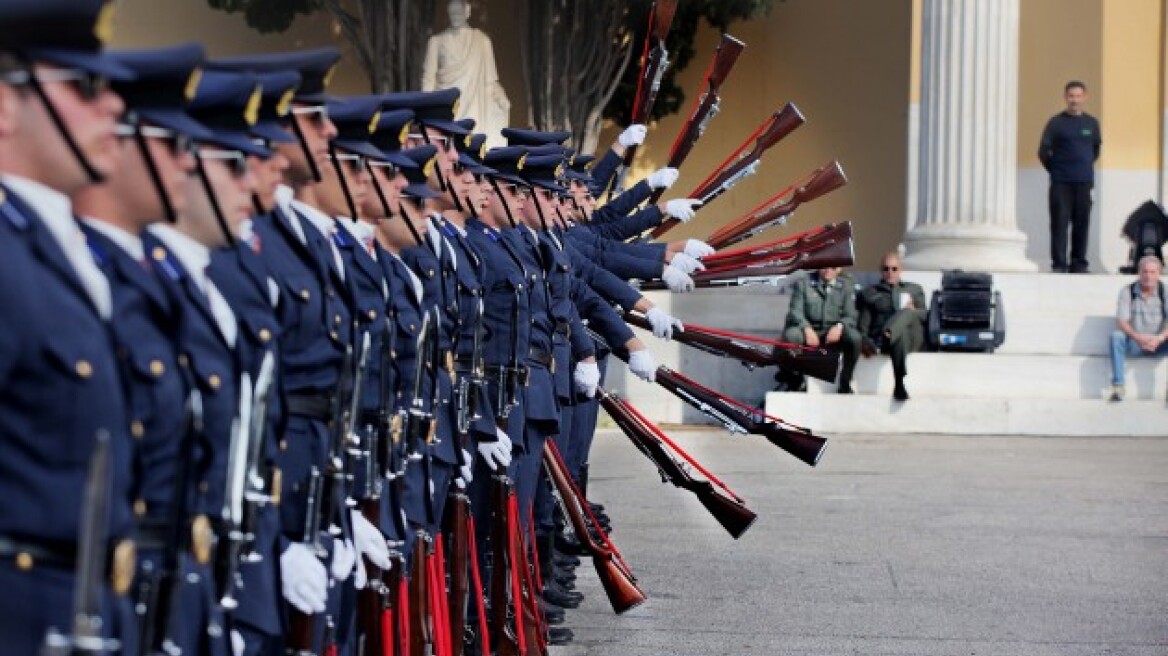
[0, 1, 723, 655]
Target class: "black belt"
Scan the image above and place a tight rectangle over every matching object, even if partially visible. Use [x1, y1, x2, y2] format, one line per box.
[454, 355, 475, 372]
[0, 534, 137, 594]
[554, 320, 571, 338]
[528, 347, 554, 368]
[484, 364, 529, 386]
[287, 393, 334, 421]
[0, 535, 77, 570]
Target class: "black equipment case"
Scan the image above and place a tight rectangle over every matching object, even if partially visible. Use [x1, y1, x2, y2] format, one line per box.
[926, 270, 1006, 353]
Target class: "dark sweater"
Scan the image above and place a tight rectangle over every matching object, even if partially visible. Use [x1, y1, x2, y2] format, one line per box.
[1038, 111, 1101, 184]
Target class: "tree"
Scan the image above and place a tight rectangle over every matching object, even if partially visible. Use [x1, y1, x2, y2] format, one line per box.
[206, 0, 436, 92]
[521, 0, 635, 152]
[604, 0, 775, 126]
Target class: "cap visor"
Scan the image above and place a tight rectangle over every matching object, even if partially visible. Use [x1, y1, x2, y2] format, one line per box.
[251, 121, 296, 144]
[385, 152, 417, 169]
[422, 119, 471, 136]
[404, 183, 440, 200]
[199, 128, 270, 158]
[135, 109, 215, 142]
[27, 49, 135, 80]
[334, 139, 388, 162]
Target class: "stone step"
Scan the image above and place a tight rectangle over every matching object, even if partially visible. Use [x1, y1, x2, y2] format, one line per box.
[804, 352, 1168, 400]
[764, 393, 1167, 437]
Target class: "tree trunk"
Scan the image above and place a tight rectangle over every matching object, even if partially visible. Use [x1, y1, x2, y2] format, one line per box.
[523, 0, 633, 151]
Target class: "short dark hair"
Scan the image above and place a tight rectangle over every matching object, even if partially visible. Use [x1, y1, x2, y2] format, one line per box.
[1065, 80, 1087, 93]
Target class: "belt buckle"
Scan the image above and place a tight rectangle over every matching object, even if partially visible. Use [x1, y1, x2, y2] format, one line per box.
[269, 467, 283, 506]
[191, 514, 214, 565]
[111, 539, 137, 595]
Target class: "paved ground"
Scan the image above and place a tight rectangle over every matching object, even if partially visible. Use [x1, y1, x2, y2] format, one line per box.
[550, 429, 1168, 656]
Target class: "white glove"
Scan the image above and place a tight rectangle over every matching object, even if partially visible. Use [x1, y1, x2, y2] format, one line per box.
[669, 252, 705, 275]
[353, 556, 368, 590]
[231, 630, 245, 656]
[478, 428, 513, 471]
[280, 543, 328, 614]
[646, 167, 679, 190]
[458, 449, 474, 486]
[664, 198, 701, 222]
[618, 124, 648, 148]
[661, 265, 695, 294]
[684, 239, 716, 258]
[573, 361, 601, 397]
[351, 510, 391, 570]
[644, 307, 684, 340]
[627, 349, 658, 383]
[330, 538, 356, 582]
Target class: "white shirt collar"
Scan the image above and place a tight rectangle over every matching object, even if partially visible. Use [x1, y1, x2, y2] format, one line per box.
[274, 184, 306, 243]
[293, 197, 337, 238]
[149, 224, 211, 289]
[2, 174, 71, 225]
[81, 217, 145, 262]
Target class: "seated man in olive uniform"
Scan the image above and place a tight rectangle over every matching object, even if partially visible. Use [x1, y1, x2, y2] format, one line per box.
[857, 252, 927, 401]
[782, 266, 862, 393]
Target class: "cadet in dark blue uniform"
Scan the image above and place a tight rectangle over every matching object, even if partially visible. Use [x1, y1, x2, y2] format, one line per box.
[384, 89, 474, 534]
[204, 67, 301, 656]
[0, 3, 138, 653]
[147, 67, 285, 656]
[73, 42, 243, 656]
[209, 50, 358, 637]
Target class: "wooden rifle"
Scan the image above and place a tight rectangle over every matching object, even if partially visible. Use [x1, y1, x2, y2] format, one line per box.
[409, 532, 433, 656]
[647, 33, 747, 206]
[638, 227, 854, 290]
[134, 393, 202, 655]
[598, 390, 757, 539]
[542, 440, 648, 611]
[41, 430, 120, 656]
[443, 494, 472, 656]
[607, 0, 680, 197]
[704, 221, 853, 271]
[357, 323, 400, 656]
[215, 370, 253, 612]
[705, 161, 848, 249]
[649, 103, 806, 239]
[652, 366, 828, 467]
[622, 311, 841, 382]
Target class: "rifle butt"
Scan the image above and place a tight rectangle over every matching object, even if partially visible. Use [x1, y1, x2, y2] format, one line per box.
[774, 349, 842, 383]
[760, 426, 828, 467]
[591, 553, 647, 614]
[694, 485, 758, 539]
[799, 236, 855, 270]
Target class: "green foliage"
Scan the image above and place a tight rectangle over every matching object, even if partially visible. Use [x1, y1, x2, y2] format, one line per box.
[206, 0, 322, 34]
[606, 0, 775, 125]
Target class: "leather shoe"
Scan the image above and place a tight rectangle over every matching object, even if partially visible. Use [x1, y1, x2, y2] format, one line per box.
[555, 533, 589, 556]
[554, 552, 581, 568]
[893, 381, 909, 401]
[544, 581, 583, 608]
[547, 627, 574, 645]
[540, 599, 565, 624]
[837, 383, 854, 394]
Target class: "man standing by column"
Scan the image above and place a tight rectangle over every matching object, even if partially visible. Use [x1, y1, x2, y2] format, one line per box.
[1039, 80, 1101, 274]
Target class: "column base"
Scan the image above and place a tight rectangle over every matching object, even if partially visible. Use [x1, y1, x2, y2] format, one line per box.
[902, 223, 1039, 272]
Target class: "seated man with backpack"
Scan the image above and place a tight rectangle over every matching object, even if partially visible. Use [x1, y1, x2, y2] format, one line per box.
[1109, 254, 1168, 401]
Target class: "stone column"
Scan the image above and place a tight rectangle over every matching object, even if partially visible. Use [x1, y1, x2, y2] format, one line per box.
[902, 0, 1038, 272]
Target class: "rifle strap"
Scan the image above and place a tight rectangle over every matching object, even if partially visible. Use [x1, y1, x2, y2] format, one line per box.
[506, 494, 527, 655]
[381, 607, 394, 656]
[466, 516, 491, 656]
[398, 577, 411, 656]
[433, 536, 452, 656]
